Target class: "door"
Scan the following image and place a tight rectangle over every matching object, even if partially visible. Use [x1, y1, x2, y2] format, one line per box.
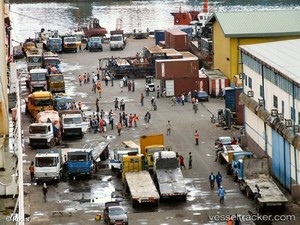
[272, 130, 291, 190]
[165, 80, 174, 97]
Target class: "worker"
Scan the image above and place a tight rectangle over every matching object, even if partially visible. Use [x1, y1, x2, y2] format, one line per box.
[227, 215, 233, 225]
[29, 161, 34, 182]
[194, 130, 199, 145]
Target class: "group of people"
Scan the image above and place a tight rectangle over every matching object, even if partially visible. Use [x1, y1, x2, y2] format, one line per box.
[208, 171, 226, 204]
[119, 78, 135, 92]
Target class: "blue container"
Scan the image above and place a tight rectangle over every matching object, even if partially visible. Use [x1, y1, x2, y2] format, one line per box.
[225, 87, 243, 111]
[154, 30, 165, 45]
[180, 27, 193, 37]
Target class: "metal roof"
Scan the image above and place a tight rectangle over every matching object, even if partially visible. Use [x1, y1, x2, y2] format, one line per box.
[210, 10, 300, 38]
[240, 39, 300, 84]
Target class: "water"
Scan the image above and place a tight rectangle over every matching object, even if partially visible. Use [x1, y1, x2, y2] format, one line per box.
[10, 0, 300, 43]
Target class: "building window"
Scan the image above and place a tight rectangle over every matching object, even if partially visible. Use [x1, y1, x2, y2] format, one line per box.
[260, 85, 263, 98]
[273, 95, 278, 108]
[282, 101, 284, 114]
[248, 77, 252, 89]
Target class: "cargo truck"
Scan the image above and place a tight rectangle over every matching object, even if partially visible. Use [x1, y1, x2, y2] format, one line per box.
[234, 156, 288, 212]
[47, 73, 65, 93]
[34, 148, 68, 183]
[140, 134, 165, 172]
[26, 68, 48, 93]
[26, 47, 43, 71]
[110, 30, 125, 50]
[29, 110, 61, 148]
[122, 153, 160, 208]
[153, 151, 187, 201]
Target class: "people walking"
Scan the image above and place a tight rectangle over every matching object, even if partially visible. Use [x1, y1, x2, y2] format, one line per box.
[140, 93, 144, 106]
[144, 111, 151, 129]
[166, 120, 171, 136]
[181, 94, 185, 105]
[29, 161, 34, 182]
[42, 183, 48, 202]
[120, 99, 125, 111]
[133, 114, 139, 127]
[78, 74, 83, 86]
[117, 122, 122, 136]
[96, 98, 99, 113]
[132, 80, 135, 92]
[209, 172, 216, 189]
[114, 98, 119, 111]
[179, 155, 186, 170]
[188, 152, 192, 169]
[194, 130, 199, 145]
[216, 171, 223, 188]
[156, 85, 160, 98]
[119, 80, 124, 92]
[234, 214, 241, 225]
[218, 186, 226, 204]
[227, 215, 233, 225]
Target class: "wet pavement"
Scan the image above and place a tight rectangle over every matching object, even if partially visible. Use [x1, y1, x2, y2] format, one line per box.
[13, 37, 300, 225]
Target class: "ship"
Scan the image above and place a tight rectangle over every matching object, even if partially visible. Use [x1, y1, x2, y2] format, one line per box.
[82, 18, 108, 38]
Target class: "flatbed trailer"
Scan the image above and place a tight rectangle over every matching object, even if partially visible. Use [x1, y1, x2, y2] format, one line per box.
[155, 168, 187, 201]
[239, 157, 288, 212]
[124, 170, 160, 208]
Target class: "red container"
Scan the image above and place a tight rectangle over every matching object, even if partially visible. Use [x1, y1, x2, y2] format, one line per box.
[164, 30, 171, 48]
[235, 89, 244, 125]
[155, 58, 199, 79]
[169, 30, 189, 51]
[206, 71, 230, 97]
[165, 77, 209, 97]
[159, 41, 165, 48]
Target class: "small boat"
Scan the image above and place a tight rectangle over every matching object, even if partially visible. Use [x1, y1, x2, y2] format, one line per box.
[83, 18, 107, 38]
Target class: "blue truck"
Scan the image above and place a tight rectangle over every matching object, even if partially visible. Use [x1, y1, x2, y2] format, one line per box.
[47, 37, 62, 53]
[87, 36, 103, 52]
[232, 155, 288, 212]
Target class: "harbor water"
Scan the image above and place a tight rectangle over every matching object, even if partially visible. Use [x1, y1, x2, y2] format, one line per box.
[9, 0, 300, 43]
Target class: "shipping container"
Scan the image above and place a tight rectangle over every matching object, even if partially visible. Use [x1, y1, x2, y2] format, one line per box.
[204, 70, 230, 97]
[159, 41, 165, 48]
[165, 30, 171, 48]
[236, 89, 244, 126]
[154, 30, 165, 45]
[169, 30, 189, 51]
[225, 87, 243, 111]
[156, 57, 199, 79]
[163, 77, 208, 97]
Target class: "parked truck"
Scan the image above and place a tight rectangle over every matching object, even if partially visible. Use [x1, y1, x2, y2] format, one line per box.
[122, 153, 160, 208]
[153, 151, 187, 201]
[140, 134, 165, 172]
[61, 35, 78, 53]
[87, 36, 103, 52]
[53, 93, 73, 110]
[110, 30, 125, 50]
[26, 47, 43, 71]
[234, 156, 288, 212]
[59, 110, 89, 138]
[26, 68, 48, 93]
[47, 73, 65, 93]
[25, 91, 54, 120]
[217, 144, 244, 175]
[34, 148, 68, 183]
[29, 110, 61, 148]
[42, 51, 61, 68]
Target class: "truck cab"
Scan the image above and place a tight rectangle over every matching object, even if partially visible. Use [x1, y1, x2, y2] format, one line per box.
[42, 51, 61, 69]
[110, 30, 125, 50]
[26, 48, 43, 71]
[231, 151, 254, 181]
[145, 76, 155, 92]
[61, 35, 77, 53]
[53, 93, 72, 110]
[87, 36, 103, 52]
[29, 123, 56, 148]
[60, 110, 89, 138]
[25, 91, 54, 119]
[47, 37, 62, 53]
[47, 73, 65, 93]
[27, 68, 48, 93]
[145, 145, 164, 171]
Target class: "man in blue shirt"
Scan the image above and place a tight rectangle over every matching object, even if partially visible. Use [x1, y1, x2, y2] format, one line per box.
[218, 186, 226, 204]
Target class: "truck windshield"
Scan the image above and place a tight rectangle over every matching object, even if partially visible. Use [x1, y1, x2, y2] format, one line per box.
[44, 59, 61, 66]
[110, 36, 122, 41]
[64, 37, 76, 42]
[49, 75, 64, 81]
[29, 126, 47, 134]
[35, 157, 57, 167]
[31, 73, 46, 81]
[34, 99, 53, 106]
[49, 39, 61, 44]
[64, 117, 82, 124]
[147, 147, 164, 154]
[28, 56, 42, 63]
[68, 154, 87, 162]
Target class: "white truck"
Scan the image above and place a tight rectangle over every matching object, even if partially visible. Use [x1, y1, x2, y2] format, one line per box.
[29, 110, 61, 148]
[59, 110, 89, 138]
[110, 30, 125, 50]
[237, 157, 288, 212]
[34, 149, 68, 183]
[153, 151, 187, 201]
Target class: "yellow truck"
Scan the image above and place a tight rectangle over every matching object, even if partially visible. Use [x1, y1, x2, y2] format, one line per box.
[122, 153, 159, 208]
[140, 134, 165, 172]
[25, 91, 54, 119]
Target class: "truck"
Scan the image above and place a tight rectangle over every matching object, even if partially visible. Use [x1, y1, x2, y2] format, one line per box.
[153, 151, 187, 201]
[140, 134, 165, 172]
[25, 91, 54, 120]
[26, 68, 48, 93]
[42, 51, 61, 69]
[47, 73, 65, 93]
[217, 144, 244, 175]
[87, 36, 103, 52]
[29, 110, 61, 148]
[61, 35, 78, 53]
[53, 93, 73, 110]
[46, 37, 62, 53]
[26, 47, 43, 71]
[59, 110, 89, 138]
[110, 30, 125, 50]
[145, 75, 155, 92]
[234, 156, 288, 212]
[122, 153, 160, 208]
[110, 148, 139, 177]
[64, 148, 95, 179]
[34, 148, 68, 183]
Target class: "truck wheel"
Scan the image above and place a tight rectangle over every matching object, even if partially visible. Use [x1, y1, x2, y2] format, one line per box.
[132, 199, 138, 208]
[49, 138, 56, 148]
[246, 187, 253, 199]
[255, 201, 262, 213]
